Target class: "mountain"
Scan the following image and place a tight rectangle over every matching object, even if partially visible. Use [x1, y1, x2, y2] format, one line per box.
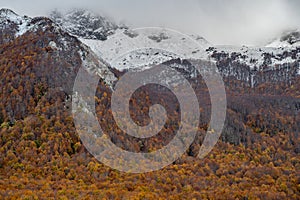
[1, 7, 299, 155]
[0, 8, 116, 121]
[50, 9, 119, 40]
[0, 8, 32, 43]
[0, 8, 299, 199]
[50, 10, 212, 72]
[49, 9, 300, 88]
[1, 7, 296, 150]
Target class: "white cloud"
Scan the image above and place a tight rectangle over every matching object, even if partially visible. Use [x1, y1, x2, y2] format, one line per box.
[1, 0, 299, 45]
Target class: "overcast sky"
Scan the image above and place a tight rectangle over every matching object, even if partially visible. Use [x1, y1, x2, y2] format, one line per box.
[1, 0, 299, 46]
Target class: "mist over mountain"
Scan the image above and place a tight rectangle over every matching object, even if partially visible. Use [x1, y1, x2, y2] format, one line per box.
[48, 9, 300, 88]
[0, 7, 299, 199]
[2, 0, 300, 45]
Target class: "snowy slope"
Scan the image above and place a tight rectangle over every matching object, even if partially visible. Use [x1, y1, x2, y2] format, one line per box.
[1, 8, 298, 89]
[266, 29, 300, 48]
[82, 32, 299, 72]
[50, 9, 119, 40]
[47, 9, 299, 75]
[80, 28, 211, 71]
[0, 8, 35, 37]
[209, 45, 299, 70]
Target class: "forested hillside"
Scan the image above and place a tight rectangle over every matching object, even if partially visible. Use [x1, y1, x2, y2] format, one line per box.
[0, 9, 299, 199]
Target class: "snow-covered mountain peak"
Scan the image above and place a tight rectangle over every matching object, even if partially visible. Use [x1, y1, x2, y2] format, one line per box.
[0, 9, 73, 41]
[80, 28, 211, 71]
[0, 8, 21, 20]
[0, 8, 28, 26]
[0, 9, 34, 38]
[0, 8, 117, 87]
[0, 8, 298, 89]
[46, 8, 300, 85]
[47, 9, 212, 71]
[50, 9, 119, 40]
[266, 29, 300, 48]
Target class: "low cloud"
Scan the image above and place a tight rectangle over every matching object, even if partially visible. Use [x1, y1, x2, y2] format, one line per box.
[1, 0, 299, 45]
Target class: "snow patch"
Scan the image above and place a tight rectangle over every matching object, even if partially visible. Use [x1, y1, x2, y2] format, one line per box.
[78, 47, 117, 88]
[80, 28, 210, 71]
[15, 19, 34, 37]
[211, 45, 299, 70]
[48, 41, 63, 51]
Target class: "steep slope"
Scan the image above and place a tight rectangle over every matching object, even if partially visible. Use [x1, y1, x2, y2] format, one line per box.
[50, 9, 119, 40]
[0, 8, 32, 43]
[80, 28, 211, 71]
[208, 45, 300, 87]
[50, 9, 300, 88]
[0, 9, 116, 122]
[0, 8, 299, 199]
[46, 10, 300, 152]
[49, 9, 211, 71]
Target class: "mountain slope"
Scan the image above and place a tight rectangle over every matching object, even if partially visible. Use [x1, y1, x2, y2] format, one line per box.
[266, 29, 300, 48]
[50, 9, 119, 40]
[80, 28, 211, 71]
[50, 9, 300, 88]
[0, 9, 116, 121]
[0, 8, 299, 199]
